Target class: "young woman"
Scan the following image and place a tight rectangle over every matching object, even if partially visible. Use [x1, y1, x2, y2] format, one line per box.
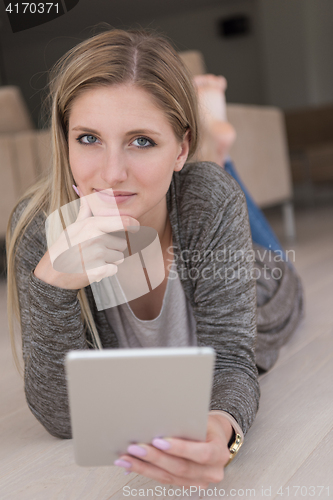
[6, 28, 300, 487]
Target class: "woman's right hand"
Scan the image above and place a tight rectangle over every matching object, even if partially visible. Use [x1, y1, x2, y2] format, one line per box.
[34, 191, 140, 290]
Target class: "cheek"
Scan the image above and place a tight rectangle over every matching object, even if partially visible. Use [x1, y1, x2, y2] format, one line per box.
[133, 148, 177, 181]
[133, 159, 168, 191]
[69, 147, 98, 184]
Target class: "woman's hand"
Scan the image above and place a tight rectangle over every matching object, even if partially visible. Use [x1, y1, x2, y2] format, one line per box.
[34, 189, 140, 289]
[114, 414, 233, 487]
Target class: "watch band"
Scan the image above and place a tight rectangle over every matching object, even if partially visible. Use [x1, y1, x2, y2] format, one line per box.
[209, 410, 244, 466]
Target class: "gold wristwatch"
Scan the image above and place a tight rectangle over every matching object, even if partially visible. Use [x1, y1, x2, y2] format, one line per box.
[209, 410, 244, 466]
[226, 430, 243, 466]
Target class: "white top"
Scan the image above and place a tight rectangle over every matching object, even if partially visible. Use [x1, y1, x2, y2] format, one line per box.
[104, 259, 197, 348]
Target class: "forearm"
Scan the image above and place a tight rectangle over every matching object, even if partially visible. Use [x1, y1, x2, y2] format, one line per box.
[10, 202, 92, 438]
[208, 353, 259, 435]
[21, 271, 88, 438]
[193, 188, 260, 435]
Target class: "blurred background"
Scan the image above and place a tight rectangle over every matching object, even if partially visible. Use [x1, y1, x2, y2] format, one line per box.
[0, 0, 333, 272]
[2, 0, 333, 117]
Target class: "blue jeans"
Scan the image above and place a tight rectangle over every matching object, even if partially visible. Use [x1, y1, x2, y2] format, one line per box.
[224, 159, 286, 256]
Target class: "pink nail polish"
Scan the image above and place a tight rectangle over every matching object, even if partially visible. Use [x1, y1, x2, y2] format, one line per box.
[127, 444, 147, 457]
[72, 184, 79, 196]
[152, 438, 171, 451]
[114, 459, 132, 469]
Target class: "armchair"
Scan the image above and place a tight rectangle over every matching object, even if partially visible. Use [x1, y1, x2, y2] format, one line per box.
[0, 86, 50, 238]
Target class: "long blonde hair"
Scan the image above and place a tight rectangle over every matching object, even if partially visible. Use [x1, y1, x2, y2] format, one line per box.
[6, 27, 200, 374]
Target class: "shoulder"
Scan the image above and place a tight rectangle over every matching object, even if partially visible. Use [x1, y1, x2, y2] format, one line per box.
[10, 198, 30, 230]
[9, 197, 47, 251]
[167, 161, 250, 256]
[11, 197, 46, 226]
[169, 160, 245, 216]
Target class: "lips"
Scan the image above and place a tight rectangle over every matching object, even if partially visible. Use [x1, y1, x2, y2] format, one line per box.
[93, 189, 135, 196]
[93, 188, 136, 204]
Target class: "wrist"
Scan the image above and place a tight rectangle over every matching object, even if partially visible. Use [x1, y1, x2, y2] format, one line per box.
[209, 410, 244, 440]
[34, 251, 82, 290]
[209, 410, 244, 465]
[209, 411, 233, 442]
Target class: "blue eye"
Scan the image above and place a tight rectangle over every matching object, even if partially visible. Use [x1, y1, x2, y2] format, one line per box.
[77, 135, 98, 145]
[75, 134, 156, 148]
[133, 137, 156, 148]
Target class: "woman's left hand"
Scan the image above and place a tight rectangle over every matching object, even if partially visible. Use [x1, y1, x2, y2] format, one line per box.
[114, 414, 232, 487]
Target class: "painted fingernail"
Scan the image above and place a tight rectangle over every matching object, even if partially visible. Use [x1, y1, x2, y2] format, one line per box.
[114, 459, 132, 469]
[72, 185, 79, 196]
[127, 444, 147, 457]
[152, 438, 171, 451]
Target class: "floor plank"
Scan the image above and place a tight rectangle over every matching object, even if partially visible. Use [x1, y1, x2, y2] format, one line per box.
[278, 428, 333, 498]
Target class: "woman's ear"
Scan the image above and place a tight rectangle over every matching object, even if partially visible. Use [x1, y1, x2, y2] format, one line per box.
[174, 129, 191, 172]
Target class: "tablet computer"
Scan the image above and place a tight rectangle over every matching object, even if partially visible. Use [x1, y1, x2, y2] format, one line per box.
[65, 346, 215, 466]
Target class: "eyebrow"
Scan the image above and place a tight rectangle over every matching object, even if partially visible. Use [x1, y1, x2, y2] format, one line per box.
[71, 126, 162, 136]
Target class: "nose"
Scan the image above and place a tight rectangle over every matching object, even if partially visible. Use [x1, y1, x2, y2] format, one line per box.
[100, 146, 128, 186]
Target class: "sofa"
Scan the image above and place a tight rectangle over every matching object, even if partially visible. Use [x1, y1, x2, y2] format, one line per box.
[0, 86, 51, 238]
[284, 104, 333, 184]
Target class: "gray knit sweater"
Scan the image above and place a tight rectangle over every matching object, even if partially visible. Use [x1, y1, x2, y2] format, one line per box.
[12, 161, 260, 440]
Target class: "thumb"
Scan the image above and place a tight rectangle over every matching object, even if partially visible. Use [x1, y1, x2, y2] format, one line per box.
[75, 187, 92, 221]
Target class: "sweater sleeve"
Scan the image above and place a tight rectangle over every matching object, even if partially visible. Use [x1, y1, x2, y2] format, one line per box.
[192, 187, 259, 435]
[12, 201, 88, 439]
[169, 163, 260, 436]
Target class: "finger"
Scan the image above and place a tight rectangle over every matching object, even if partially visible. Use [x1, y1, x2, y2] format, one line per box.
[105, 249, 125, 265]
[115, 454, 211, 488]
[127, 444, 215, 483]
[93, 215, 140, 235]
[76, 191, 93, 222]
[120, 215, 140, 233]
[76, 233, 127, 252]
[151, 437, 224, 466]
[86, 263, 118, 283]
[98, 233, 127, 252]
[80, 246, 125, 270]
[66, 217, 137, 250]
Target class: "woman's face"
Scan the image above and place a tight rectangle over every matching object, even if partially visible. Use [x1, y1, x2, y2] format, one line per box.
[68, 84, 190, 224]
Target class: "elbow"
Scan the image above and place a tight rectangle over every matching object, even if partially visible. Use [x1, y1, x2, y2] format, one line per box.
[46, 425, 72, 440]
[25, 394, 73, 440]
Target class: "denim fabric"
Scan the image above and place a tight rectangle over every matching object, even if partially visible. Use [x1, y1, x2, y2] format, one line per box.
[224, 159, 286, 257]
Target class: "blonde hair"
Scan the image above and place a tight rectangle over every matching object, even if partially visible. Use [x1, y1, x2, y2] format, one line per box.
[6, 27, 200, 374]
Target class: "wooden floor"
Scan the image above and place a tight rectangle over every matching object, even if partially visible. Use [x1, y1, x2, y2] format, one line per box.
[1, 203, 332, 500]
